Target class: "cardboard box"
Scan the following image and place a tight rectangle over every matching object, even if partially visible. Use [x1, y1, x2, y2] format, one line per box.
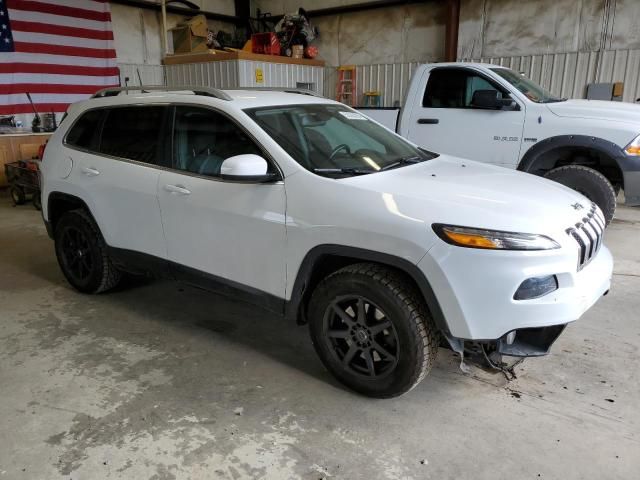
[171, 15, 208, 54]
[292, 44, 304, 59]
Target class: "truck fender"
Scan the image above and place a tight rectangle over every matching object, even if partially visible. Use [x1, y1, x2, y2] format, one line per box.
[517, 134, 626, 175]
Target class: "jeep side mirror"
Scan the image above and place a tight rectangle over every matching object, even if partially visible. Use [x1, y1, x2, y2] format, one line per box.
[471, 90, 517, 110]
[220, 154, 278, 182]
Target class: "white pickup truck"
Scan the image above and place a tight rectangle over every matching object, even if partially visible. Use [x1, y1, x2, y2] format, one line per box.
[361, 62, 640, 225]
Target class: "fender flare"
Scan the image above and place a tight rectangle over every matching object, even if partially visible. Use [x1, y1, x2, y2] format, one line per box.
[284, 244, 449, 335]
[517, 134, 627, 175]
[45, 191, 95, 238]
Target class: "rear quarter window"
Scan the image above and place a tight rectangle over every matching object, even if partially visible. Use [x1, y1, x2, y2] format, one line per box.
[65, 109, 103, 150]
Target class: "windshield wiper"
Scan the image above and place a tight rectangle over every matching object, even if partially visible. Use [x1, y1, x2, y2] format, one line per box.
[379, 155, 424, 171]
[313, 167, 373, 176]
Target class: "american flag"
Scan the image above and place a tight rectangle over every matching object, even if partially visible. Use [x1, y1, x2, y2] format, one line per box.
[0, 0, 119, 115]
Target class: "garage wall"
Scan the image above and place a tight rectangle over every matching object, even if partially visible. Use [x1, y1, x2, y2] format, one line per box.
[458, 0, 640, 59]
[111, 1, 237, 65]
[253, 1, 448, 65]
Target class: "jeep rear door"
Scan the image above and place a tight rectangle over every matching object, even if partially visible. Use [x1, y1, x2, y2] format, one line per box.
[156, 105, 287, 311]
[404, 66, 525, 167]
[64, 105, 169, 260]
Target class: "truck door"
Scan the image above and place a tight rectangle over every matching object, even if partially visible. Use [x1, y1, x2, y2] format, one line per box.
[405, 67, 525, 168]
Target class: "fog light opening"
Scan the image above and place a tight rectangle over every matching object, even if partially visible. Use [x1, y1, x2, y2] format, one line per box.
[514, 275, 558, 300]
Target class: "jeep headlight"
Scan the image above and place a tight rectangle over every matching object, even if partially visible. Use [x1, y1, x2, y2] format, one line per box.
[624, 134, 640, 155]
[433, 224, 560, 250]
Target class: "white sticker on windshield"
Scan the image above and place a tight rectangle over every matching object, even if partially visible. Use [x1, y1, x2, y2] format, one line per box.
[339, 111, 367, 120]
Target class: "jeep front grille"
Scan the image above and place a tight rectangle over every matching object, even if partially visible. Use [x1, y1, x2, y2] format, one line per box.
[566, 203, 605, 271]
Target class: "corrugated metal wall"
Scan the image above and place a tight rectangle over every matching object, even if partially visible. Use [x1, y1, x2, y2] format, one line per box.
[117, 63, 166, 86]
[324, 63, 420, 107]
[165, 61, 238, 88]
[120, 48, 640, 105]
[164, 61, 323, 93]
[461, 48, 640, 103]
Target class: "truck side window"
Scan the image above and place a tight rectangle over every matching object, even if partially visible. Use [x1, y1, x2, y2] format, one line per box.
[423, 69, 504, 108]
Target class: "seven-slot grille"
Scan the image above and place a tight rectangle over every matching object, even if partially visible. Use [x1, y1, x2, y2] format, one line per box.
[566, 203, 605, 270]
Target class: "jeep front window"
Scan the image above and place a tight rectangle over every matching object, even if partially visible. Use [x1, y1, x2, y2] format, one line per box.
[245, 104, 437, 177]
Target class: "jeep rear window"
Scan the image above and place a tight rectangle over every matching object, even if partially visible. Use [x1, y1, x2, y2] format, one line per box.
[65, 109, 103, 150]
[245, 104, 436, 177]
[99, 106, 165, 164]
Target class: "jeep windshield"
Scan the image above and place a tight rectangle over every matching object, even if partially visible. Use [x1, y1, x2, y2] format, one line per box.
[245, 104, 437, 177]
[491, 68, 565, 103]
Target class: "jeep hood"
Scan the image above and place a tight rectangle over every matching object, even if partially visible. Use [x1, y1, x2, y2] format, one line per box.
[546, 99, 640, 125]
[343, 156, 592, 235]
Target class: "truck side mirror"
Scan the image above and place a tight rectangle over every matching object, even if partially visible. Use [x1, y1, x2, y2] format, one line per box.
[471, 90, 516, 110]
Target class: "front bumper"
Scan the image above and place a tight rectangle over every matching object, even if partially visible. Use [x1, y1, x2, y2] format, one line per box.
[419, 240, 613, 342]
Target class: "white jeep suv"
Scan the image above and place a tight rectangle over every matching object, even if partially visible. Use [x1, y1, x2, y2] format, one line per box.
[41, 86, 613, 398]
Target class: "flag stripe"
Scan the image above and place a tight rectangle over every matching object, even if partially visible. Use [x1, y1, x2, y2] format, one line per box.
[0, 83, 116, 94]
[0, 92, 93, 105]
[13, 30, 114, 49]
[10, 20, 115, 40]
[14, 42, 117, 59]
[0, 63, 119, 77]
[0, 73, 120, 85]
[0, 52, 118, 68]
[7, 1, 112, 22]
[0, 103, 72, 115]
[7, 8, 112, 31]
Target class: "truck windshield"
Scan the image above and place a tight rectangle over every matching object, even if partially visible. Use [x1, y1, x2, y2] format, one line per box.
[491, 68, 565, 103]
[244, 104, 437, 177]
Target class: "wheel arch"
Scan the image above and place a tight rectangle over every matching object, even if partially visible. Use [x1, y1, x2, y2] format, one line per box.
[285, 245, 449, 335]
[46, 191, 96, 238]
[517, 134, 625, 188]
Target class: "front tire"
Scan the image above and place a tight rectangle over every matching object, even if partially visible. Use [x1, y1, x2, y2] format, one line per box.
[54, 209, 121, 293]
[544, 165, 616, 226]
[308, 263, 438, 398]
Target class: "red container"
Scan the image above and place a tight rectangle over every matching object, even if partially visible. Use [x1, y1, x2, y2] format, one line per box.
[251, 32, 281, 55]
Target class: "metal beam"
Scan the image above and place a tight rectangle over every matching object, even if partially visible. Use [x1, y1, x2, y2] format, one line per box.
[265, 0, 434, 22]
[110, 0, 244, 25]
[444, 0, 460, 62]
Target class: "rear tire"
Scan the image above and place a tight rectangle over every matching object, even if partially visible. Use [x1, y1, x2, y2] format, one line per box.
[54, 209, 121, 293]
[10, 186, 25, 205]
[308, 263, 438, 398]
[544, 165, 616, 226]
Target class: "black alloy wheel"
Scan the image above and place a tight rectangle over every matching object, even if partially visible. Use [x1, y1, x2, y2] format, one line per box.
[323, 296, 399, 378]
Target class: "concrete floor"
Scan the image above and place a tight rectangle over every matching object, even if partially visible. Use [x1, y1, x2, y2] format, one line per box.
[0, 197, 638, 480]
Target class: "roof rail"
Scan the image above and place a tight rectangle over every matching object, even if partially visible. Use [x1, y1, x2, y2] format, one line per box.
[231, 87, 324, 98]
[92, 85, 233, 101]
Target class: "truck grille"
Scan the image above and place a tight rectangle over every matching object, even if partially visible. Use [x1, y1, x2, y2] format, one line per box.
[566, 203, 605, 271]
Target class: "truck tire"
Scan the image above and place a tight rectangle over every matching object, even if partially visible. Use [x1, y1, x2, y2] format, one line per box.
[308, 263, 438, 398]
[10, 186, 26, 205]
[54, 209, 121, 294]
[544, 165, 616, 226]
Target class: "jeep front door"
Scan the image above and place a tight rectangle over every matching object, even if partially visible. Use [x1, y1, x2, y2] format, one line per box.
[157, 105, 287, 311]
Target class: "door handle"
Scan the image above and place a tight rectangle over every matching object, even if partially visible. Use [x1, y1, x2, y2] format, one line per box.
[164, 184, 191, 195]
[417, 118, 439, 124]
[81, 167, 100, 176]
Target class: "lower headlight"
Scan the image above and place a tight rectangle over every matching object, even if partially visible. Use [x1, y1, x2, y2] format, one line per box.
[624, 133, 640, 156]
[514, 275, 558, 300]
[433, 224, 560, 250]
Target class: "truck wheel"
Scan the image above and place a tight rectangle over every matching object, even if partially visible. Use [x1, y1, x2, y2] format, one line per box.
[544, 165, 616, 226]
[54, 209, 121, 294]
[308, 263, 438, 398]
[10, 186, 26, 205]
